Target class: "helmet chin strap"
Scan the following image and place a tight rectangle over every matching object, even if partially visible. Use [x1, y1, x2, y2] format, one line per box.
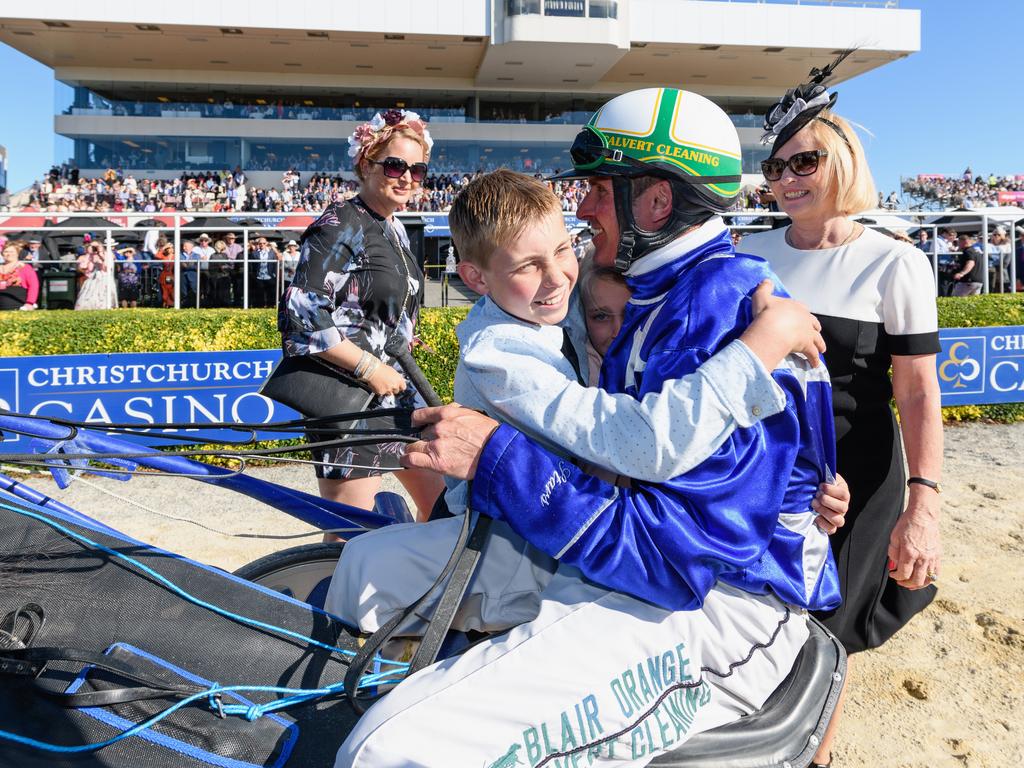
[611, 177, 714, 273]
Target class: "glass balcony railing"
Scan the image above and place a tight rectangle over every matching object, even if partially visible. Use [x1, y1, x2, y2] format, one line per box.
[63, 99, 763, 130]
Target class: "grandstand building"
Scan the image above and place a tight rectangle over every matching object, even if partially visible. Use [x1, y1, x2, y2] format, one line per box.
[1, 1, 919, 188]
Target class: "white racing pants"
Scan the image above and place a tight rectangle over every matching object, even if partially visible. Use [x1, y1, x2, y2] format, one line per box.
[328, 519, 809, 768]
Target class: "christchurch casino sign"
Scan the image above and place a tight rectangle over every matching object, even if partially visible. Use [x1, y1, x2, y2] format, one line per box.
[0, 350, 302, 445]
[0, 329, 1020, 445]
[937, 327, 1024, 405]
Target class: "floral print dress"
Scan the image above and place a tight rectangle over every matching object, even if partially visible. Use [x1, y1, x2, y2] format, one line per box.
[278, 196, 422, 479]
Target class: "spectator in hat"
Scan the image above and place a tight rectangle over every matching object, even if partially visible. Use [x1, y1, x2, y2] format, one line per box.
[22, 238, 46, 270]
[194, 233, 216, 306]
[281, 239, 301, 286]
[221, 231, 245, 306]
[116, 246, 141, 309]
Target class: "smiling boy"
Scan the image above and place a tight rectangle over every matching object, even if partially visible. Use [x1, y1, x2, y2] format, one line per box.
[329, 169, 843, 637]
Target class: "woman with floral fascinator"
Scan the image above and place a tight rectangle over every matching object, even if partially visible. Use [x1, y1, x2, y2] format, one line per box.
[277, 108, 445, 524]
[743, 52, 944, 767]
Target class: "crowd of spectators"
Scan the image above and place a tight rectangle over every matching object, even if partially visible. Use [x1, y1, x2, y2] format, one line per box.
[901, 167, 1024, 209]
[17, 165, 589, 214]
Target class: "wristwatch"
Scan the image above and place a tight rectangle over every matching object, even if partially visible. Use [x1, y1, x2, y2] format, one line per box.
[907, 476, 942, 494]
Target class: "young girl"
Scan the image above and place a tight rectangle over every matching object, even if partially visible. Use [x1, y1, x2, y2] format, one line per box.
[578, 262, 630, 384]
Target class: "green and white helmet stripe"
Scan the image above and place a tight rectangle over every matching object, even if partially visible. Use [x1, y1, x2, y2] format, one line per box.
[587, 88, 742, 200]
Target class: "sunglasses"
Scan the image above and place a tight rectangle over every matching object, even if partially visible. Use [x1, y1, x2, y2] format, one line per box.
[760, 150, 828, 182]
[367, 156, 428, 183]
[569, 127, 741, 184]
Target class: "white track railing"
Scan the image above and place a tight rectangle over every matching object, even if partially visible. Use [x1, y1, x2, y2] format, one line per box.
[1, 208, 1020, 308]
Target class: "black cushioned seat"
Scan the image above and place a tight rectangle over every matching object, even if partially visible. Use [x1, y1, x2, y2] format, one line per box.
[652, 618, 846, 768]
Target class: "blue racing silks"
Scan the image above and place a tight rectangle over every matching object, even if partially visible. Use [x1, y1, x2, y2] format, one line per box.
[470, 218, 841, 612]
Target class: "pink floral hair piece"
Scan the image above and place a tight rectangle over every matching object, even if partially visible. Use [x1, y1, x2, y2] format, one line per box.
[347, 108, 433, 164]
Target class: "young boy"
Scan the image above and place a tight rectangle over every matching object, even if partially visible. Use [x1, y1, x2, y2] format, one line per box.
[327, 170, 842, 635]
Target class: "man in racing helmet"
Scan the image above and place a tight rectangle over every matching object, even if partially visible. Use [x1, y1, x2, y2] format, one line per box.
[338, 89, 841, 767]
[555, 87, 743, 273]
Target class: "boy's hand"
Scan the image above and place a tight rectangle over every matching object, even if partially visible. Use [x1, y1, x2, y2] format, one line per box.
[401, 405, 500, 479]
[812, 472, 849, 534]
[744, 280, 826, 369]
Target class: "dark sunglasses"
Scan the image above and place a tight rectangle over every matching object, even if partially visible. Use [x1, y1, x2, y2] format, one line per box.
[368, 156, 428, 182]
[761, 149, 828, 182]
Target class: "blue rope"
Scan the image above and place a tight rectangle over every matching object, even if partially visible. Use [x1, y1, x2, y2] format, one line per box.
[0, 499, 408, 671]
[0, 679, 407, 754]
[0, 498, 415, 753]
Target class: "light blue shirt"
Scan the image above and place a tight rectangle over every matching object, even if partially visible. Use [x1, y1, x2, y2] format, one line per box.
[444, 292, 787, 514]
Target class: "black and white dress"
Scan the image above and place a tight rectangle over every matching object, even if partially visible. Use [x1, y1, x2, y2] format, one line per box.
[278, 197, 422, 480]
[744, 226, 940, 653]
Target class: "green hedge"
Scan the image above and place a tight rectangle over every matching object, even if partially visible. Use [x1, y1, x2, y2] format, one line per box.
[2, 296, 1023, 422]
[0, 307, 470, 404]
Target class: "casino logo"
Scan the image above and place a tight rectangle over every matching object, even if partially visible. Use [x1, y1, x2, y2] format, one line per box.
[938, 337, 984, 393]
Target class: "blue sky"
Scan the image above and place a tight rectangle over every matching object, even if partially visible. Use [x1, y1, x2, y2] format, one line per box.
[0, 0, 1019, 195]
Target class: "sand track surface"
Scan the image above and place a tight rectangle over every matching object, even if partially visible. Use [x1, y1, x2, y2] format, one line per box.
[12, 421, 1022, 767]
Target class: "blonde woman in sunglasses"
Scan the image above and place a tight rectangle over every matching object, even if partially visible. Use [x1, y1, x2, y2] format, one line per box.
[742, 54, 943, 768]
[276, 109, 445, 524]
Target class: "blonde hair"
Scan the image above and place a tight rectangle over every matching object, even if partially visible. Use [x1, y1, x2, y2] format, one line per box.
[804, 111, 877, 215]
[580, 261, 628, 310]
[449, 169, 562, 268]
[355, 126, 431, 181]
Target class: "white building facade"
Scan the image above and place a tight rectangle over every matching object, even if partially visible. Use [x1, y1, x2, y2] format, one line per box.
[0, 1, 919, 182]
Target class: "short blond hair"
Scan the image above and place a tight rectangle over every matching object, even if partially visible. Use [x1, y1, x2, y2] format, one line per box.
[804, 111, 877, 215]
[449, 169, 562, 267]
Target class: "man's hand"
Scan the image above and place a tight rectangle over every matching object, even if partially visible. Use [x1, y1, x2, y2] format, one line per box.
[400, 404, 500, 480]
[744, 280, 826, 369]
[812, 472, 849, 534]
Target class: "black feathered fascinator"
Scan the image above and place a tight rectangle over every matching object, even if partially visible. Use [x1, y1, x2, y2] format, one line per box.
[762, 49, 854, 157]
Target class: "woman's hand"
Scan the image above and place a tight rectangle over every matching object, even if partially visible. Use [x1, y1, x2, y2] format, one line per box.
[812, 472, 849, 534]
[888, 489, 942, 590]
[364, 362, 408, 397]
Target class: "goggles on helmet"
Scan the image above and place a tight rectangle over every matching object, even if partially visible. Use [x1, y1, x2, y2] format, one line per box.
[570, 127, 651, 174]
[569, 126, 742, 186]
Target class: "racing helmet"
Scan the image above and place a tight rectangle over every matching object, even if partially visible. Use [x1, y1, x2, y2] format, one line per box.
[554, 88, 742, 271]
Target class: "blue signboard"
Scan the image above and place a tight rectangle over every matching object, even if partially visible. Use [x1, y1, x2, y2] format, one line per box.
[937, 326, 1024, 406]
[0, 350, 302, 446]
[420, 213, 450, 238]
[421, 213, 585, 239]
